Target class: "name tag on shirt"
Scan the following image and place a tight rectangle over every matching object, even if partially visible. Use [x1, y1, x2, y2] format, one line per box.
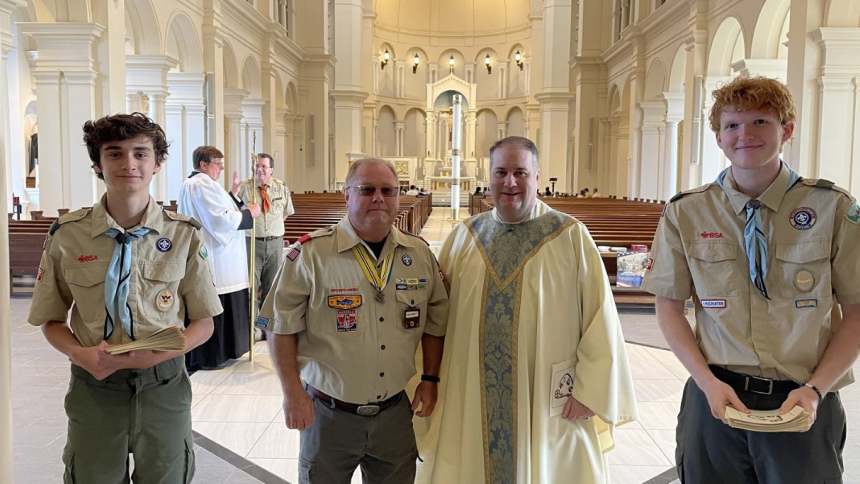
[404, 308, 420, 329]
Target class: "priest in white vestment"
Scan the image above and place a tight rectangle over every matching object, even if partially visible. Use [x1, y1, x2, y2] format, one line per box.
[415, 137, 638, 484]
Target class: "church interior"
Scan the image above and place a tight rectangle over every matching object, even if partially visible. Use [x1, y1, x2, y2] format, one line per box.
[2, 0, 860, 482]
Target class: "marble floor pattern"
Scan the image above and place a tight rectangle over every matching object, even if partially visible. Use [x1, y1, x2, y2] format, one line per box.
[8, 209, 860, 483]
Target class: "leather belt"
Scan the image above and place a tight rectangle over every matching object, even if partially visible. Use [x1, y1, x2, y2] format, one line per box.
[307, 384, 402, 416]
[255, 236, 281, 241]
[709, 365, 800, 396]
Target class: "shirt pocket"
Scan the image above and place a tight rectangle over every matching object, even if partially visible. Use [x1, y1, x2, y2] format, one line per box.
[687, 242, 739, 297]
[396, 289, 429, 330]
[139, 260, 186, 321]
[773, 239, 831, 299]
[63, 263, 109, 325]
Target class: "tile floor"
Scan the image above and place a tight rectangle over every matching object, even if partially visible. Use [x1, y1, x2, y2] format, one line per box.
[9, 209, 860, 483]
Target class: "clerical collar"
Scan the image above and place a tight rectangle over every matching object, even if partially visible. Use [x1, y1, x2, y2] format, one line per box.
[363, 237, 387, 259]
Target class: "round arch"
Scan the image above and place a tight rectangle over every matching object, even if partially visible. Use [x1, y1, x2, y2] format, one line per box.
[644, 58, 667, 100]
[165, 11, 203, 72]
[241, 56, 262, 98]
[668, 44, 687, 92]
[222, 40, 239, 89]
[708, 16, 746, 76]
[825, 0, 860, 27]
[31, 0, 91, 22]
[124, 0, 161, 55]
[751, 0, 790, 59]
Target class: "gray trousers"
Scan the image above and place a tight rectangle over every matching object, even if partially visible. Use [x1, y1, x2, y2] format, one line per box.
[676, 378, 846, 483]
[299, 389, 418, 484]
[62, 356, 194, 484]
[246, 237, 284, 308]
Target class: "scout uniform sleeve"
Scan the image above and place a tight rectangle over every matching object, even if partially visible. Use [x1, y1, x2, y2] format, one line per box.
[284, 186, 295, 217]
[830, 198, 860, 305]
[422, 250, 449, 337]
[179, 228, 223, 320]
[258, 243, 314, 334]
[640, 204, 694, 300]
[28, 234, 74, 326]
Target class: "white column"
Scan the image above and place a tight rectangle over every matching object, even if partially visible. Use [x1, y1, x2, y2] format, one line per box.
[638, 101, 665, 200]
[498, 61, 508, 99]
[701, 76, 731, 183]
[147, 93, 168, 201]
[396, 60, 404, 98]
[242, 98, 266, 182]
[224, 88, 249, 182]
[680, 30, 707, 190]
[94, 0, 126, 115]
[164, 102, 184, 198]
[0, 0, 24, 479]
[274, 112, 288, 178]
[496, 121, 507, 140]
[465, 110, 477, 159]
[451, 95, 462, 218]
[657, 92, 684, 199]
[394, 120, 404, 157]
[811, 28, 860, 192]
[425, 111, 437, 159]
[331, 90, 367, 184]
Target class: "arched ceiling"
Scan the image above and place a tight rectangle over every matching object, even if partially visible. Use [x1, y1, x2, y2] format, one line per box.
[373, 0, 530, 35]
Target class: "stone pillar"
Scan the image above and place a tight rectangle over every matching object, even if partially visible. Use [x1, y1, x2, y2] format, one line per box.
[638, 101, 665, 200]
[93, 0, 127, 115]
[331, 90, 367, 184]
[535, 93, 574, 191]
[224, 88, 249, 182]
[274, 111, 288, 179]
[164, 101, 184, 191]
[701, 76, 731, 184]
[394, 120, 405, 156]
[0, 0, 24, 480]
[785, 0, 825, 175]
[496, 121, 507, 140]
[202, 15, 226, 148]
[811, 28, 860, 191]
[21, 23, 104, 213]
[395, 60, 405, 98]
[681, 29, 707, 190]
[659, 92, 684, 200]
[242, 98, 266, 181]
[165, 72, 206, 198]
[465, 110, 477, 160]
[425, 111, 437, 159]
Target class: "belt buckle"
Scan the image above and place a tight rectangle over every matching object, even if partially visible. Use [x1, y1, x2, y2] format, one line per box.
[356, 405, 380, 416]
[745, 375, 774, 395]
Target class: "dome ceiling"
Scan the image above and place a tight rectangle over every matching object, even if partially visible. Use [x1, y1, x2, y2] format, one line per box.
[374, 0, 530, 35]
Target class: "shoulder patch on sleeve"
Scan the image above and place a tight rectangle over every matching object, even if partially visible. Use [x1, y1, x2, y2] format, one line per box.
[163, 210, 202, 229]
[801, 178, 853, 198]
[285, 226, 335, 262]
[49, 208, 91, 235]
[668, 184, 711, 203]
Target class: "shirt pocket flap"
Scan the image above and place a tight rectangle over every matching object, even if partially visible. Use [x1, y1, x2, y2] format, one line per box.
[775, 239, 830, 264]
[395, 289, 429, 307]
[688, 243, 737, 262]
[63, 264, 108, 287]
[143, 261, 185, 282]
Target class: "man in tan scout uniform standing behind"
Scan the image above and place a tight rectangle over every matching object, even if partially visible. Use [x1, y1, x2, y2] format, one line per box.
[258, 158, 448, 483]
[28, 113, 223, 483]
[232, 152, 294, 340]
[642, 76, 860, 483]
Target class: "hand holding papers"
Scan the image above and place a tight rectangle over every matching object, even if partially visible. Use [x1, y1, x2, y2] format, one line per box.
[104, 326, 187, 355]
[724, 405, 811, 432]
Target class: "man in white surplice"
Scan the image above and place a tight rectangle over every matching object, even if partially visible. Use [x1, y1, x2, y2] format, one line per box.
[415, 136, 638, 484]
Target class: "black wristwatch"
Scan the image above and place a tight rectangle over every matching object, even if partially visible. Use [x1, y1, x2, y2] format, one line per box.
[421, 374, 440, 383]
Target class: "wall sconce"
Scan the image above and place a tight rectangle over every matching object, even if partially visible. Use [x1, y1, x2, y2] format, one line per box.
[413, 53, 419, 74]
[485, 54, 491, 74]
[449, 55, 454, 74]
[515, 50, 523, 70]
[381, 49, 390, 70]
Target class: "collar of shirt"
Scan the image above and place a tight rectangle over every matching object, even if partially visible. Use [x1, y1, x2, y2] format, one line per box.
[490, 199, 544, 225]
[89, 193, 163, 238]
[334, 215, 416, 259]
[720, 162, 794, 216]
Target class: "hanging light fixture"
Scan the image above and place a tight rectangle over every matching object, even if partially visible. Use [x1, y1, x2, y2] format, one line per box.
[381, 49, 390, 70]
[485, 54, 491, 74]
[413, 53, 420, 73]
[515, 50, 523, 71]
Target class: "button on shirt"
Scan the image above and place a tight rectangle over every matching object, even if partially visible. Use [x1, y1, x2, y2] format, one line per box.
[28, 195, 223, 348]
[236, 178, 294, 237]
[259, 216, 449, 404]
[641, 164, 860, 390]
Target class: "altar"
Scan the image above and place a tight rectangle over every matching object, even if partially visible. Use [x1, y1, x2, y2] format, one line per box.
[428, 176, 475, 192]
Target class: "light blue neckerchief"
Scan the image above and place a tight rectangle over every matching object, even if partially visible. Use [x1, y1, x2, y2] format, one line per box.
[103, 227, 151, 339]
[715, 163, 801, 300]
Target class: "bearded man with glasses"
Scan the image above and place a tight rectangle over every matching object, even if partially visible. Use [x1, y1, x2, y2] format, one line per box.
[258, 158, 449, 484]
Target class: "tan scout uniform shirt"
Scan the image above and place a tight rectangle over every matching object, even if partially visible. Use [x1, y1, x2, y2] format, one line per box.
[642, 164, 860, 390]
[259, 216, 449, 404]
[237, 177, 294, 237]
[28, 195, 223, 348]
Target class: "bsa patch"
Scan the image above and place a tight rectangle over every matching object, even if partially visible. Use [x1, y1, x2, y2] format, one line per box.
[402, 254, 413, 266]
[156, 237, 173, 252]
[156, 290, 174, 311]
[36, 266, 44, 282]
[847, 202, 860, 224]
[286, 246, 301, 262]
[337, 309, 357, 332]
[327, 295, 363, 309]
[199, 245, 209, 260]
[701, 299, 727, 309]
[795, 299, 818, 309]
[254, 316, 270, 329]
[789, 207, 816, 230]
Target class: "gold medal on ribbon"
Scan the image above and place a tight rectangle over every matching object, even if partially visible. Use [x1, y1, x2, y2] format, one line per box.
[351, 244, 395, 304]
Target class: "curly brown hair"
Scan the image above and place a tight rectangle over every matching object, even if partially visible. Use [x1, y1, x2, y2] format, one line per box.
[83, 112, 169, 180]
[708, 76, 796, 133]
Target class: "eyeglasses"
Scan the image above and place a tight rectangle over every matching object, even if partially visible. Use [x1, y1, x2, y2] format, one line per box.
[348, 185, 400, 197]
[207, 160, 224, 167]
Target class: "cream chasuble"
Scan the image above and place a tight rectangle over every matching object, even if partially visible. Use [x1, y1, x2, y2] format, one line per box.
[413, 201, 638, 484]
